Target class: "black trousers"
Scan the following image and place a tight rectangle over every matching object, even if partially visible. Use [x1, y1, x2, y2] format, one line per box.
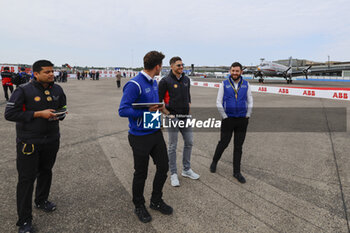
[16, 140, 59, 226]
[128, 130, 169, 207]
[3, 85, 14, 100]
[212, 117, 248, 174]
[116, 80, 121, 88]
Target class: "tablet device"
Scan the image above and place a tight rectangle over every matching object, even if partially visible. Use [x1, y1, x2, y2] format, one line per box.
[132, 102, 164, 109]
[54, 108, 67, 116]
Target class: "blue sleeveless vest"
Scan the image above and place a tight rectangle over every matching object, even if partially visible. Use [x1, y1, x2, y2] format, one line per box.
[222, 77, 248, 117]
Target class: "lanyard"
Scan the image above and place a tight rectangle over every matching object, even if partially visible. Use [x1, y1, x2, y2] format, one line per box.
[228, 76, 243, 100]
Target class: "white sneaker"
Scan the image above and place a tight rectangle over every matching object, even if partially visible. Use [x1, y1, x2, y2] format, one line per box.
[181, 169, 200, 180]
[170, 174, 180, 187]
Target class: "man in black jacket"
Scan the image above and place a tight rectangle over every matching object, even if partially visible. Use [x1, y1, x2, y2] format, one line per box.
[5, 60, 67, 233]
[158, 57, 200, 187]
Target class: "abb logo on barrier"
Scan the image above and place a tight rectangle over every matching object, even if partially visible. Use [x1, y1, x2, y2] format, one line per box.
[333, 92, 348, 99]
[303, 90, 315, 96]
[193, 82, 198, 86]
[279, 88, 289, 94]
[203, 83, 208, 87]
[258, 87, 267, 92]
[214, 84, 220, 88]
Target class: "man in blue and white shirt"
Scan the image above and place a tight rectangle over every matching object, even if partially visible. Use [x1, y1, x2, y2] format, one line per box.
[119, 51, 173, 223]
[210, 62, 253, 184]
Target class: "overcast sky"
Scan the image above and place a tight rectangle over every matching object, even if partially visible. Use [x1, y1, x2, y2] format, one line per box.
[1, 0, 350, 67]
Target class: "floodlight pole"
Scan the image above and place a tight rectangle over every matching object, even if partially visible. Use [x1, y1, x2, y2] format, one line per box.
[328, 55, 330, 68]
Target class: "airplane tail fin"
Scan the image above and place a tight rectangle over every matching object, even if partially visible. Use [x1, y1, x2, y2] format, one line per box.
[288, 56, 293, 68]
[286, 56, 293, 74]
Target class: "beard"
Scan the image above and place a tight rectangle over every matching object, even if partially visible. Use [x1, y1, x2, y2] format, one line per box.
[231, 75, 240, 81]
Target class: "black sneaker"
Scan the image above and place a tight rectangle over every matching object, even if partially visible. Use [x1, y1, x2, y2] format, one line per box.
[210, 162, 217, 173]
[233, 173, 246, 184]
[35, 200, 56, 212]
[150, 200, 173, 215]
[18, 221, 33, 233]
[134, 205, 152, 223]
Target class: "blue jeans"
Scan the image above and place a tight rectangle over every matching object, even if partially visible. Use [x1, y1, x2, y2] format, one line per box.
[167, 117, 193, 175]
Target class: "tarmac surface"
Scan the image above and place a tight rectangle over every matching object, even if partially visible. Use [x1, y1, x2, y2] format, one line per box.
[1, 78, 350, 233]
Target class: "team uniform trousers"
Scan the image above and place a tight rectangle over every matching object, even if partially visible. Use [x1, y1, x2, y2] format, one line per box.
[16, 140, 59, 226]
[212, 117, 248, 173]
[128, 130, 169, 207]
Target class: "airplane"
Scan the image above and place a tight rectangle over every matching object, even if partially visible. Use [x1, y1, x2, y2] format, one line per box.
[252, 57, 312, 84]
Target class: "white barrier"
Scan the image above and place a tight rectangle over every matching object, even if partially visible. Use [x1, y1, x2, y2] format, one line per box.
[68, 70, 138, 79]
[191, 81, 350, 101]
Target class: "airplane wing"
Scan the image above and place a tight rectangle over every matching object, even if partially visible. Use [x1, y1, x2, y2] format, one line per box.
[290, 64, 350, 79]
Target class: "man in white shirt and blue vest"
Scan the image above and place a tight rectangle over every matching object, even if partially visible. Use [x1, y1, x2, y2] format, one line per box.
[210, 62, 253, 183]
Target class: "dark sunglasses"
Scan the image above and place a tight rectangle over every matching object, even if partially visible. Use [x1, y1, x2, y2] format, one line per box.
[176, 64, 184, 67]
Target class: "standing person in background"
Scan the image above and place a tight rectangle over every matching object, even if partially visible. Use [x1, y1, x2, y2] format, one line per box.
[116, 71, 122, 88]
[57, 70, 62, 82]
[5, 60, 67, 233]
[12, 67, 31, 88]
[210, 62, 253, 184]
[54, 70, 59, 82]
[119, 51, 173, 223]
[96, 71, 100, 80]
[158, 56, 199, 187]
[1, 66, 14, 101]
[62, 71, 67, 83]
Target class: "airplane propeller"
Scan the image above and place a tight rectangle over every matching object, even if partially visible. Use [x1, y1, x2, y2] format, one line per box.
[253, 70, 262, 79]
[302, 65, 312, 80]
[282, 67, 292, 78]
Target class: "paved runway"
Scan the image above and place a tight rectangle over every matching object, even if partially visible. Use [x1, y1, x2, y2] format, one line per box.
[1, 78, 349, 232]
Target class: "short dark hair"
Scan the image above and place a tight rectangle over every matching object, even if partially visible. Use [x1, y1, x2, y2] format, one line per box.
[143, 51, 165, 70]
[20, 67, 25, 71]
[169, 56, 182, 65]
[32, 60, 54, 73]
[4, 66, 9, 71]
[230, 62, 243, 70]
